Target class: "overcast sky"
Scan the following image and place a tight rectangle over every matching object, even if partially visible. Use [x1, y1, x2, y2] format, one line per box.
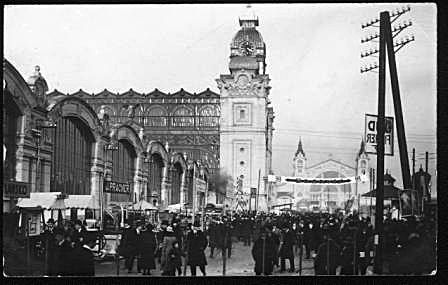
[4, 3, 437, 190]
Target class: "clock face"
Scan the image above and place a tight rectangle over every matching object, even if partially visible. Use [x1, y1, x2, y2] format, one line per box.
[239, 41, 254, 56]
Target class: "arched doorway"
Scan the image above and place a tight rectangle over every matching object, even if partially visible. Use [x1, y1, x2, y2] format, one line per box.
[50, 116, 95, 195]
[111, 139, 136, 202]
[148, 153, 164, 205]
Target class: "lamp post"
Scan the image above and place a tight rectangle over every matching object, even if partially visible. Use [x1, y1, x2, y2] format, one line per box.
[102, 142, 118, 231]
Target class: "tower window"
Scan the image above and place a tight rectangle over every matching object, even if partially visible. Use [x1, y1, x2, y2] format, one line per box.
[240, 161, 245, 166]
[239, 109, 246, 120]
[240, 147, 245, 152]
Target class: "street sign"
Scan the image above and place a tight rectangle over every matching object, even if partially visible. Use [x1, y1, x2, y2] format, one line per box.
[103, 181, 130, 194]
[364, 114, 394, 156]
[4, 181, 31, 198]
[195, 178, 207, 193]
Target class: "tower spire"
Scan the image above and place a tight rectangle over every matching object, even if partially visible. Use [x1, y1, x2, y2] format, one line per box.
[358, 137, 367, 156]
[295, 137, 305, 157]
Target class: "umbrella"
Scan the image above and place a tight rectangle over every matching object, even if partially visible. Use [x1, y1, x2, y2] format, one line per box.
[132, 200, 157, 211]
[361, 185, 402, 200]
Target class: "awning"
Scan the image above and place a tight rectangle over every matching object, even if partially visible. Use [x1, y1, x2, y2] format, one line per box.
[131, 200, 157, 211]
[361, 185, 402, 199]
[17, 192, 66, 210]
[65, 195, 99, 210]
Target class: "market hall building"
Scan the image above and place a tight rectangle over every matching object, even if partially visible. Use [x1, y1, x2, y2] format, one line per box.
[3, 59, 212, 231]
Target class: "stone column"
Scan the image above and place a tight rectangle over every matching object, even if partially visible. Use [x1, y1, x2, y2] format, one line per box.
[161, 164, 170, 208]
[180, 170, 187, 207]
[90, 141, 104, 222]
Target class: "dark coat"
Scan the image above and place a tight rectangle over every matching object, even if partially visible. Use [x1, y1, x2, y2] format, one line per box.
[120, 228, 140, 257]
[72, 245, 95, 276]
[56, 240, 76, 276]
[163, 247, 184, 273]
[279, 230, 296, 259]
[186, 230, 208, 266]
[138, 230, 157, 270]
[72, 227, 87, 247]
[314, 238, 341, 275]
[251, 234, 277, 275]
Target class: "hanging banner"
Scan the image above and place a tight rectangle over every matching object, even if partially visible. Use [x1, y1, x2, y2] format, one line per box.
[365, 114, 394, 156]
[399, 189, 419, 217]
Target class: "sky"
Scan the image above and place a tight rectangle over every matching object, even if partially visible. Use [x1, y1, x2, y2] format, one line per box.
[4, 3, 437, 192]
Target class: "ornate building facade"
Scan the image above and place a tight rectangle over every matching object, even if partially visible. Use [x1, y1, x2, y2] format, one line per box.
[217, 14, 274, 211]
[3, 59, 211, 220]
[273, 139, 370, 213]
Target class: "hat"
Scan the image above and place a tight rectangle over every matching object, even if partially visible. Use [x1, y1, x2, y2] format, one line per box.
[47, 218, 55, 224]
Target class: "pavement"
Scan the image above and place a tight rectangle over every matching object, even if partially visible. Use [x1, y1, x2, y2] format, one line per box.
[95, 240, 315, 277]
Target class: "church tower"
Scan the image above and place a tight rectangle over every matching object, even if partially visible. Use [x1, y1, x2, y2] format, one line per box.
[216, 9, 273, 211]
[293, 138, 306, 177]
[356, 139, 370, 208]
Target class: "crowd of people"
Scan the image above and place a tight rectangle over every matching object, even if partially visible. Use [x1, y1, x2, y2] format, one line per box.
[38, 210, 436, 276]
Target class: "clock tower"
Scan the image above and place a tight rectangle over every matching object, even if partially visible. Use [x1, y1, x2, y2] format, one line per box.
[216, 12, 273, 211]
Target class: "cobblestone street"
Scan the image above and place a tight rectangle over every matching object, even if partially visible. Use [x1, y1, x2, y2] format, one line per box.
[95, 240, 315, 277]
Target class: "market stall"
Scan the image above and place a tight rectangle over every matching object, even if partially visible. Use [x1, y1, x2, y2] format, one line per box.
[129, 200, 158, 224]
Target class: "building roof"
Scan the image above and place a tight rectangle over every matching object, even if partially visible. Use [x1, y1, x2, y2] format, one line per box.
[231, 24, 264, 49]
[54, 88, 219, 99]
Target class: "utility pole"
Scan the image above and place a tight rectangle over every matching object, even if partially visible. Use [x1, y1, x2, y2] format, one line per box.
[361, 5, 413, 275]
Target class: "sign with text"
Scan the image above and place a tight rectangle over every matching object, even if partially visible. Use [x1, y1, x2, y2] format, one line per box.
[4, 181, 31, 198]
[365, 114, 394, 156]
[103, 181, 130, 194]
[195, 178, 207, 193]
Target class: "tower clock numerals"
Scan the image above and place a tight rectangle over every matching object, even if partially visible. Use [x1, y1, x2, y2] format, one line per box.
[239, 41, 254, 56]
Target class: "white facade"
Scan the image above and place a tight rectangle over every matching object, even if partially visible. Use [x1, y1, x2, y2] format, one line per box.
[217, 15, 273, 212]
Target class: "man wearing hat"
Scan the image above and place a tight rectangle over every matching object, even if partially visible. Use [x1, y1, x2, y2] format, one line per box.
[279, 224, 296, 273]
[43, 219, 57, 276]
[161, 225, 177, 275]
[72, 219, 87, 248]
[185, 221, 208, 276]
[314, 224, 341, 275]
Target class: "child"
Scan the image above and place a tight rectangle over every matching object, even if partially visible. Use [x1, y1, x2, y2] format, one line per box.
[162, 240, 184, 276]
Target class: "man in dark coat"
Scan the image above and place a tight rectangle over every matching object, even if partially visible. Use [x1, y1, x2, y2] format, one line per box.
[314, 227, 341, 275]
[42, 219, 58, 276]
[279, 225, 296, 272]
[208, 219, 218, 258]
[121, 222, 142, 273]
[138, 223, 157, 275]
[252, 226, 276, 275]
[72, 238, 96, 276]
[72, 219, 87, 248]
[186, 221, 208, 276]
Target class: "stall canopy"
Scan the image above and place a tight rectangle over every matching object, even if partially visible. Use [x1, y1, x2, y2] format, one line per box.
[361, 185, 402, 200]
[131, 200, 157, 211]
[17, 192, 66, 210]
[65, 195, 99, 210]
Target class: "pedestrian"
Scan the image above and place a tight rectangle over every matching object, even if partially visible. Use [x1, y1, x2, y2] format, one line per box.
[314, 226, 340, 275]
[251, 225, 276, 275]
[58, 232, 76, 276]
[207, 219, 218, 258]
[271, 225, 281, 268]
[163, 240, 185, 276]
[120, 222, 142, 273]
[223, 217, 233, 258]
[72, 237, 97, 276]
[279, 224, 296, 273]
[138, 223, 157, 275]
[161, 225, 178, 274]
[43, 218, 58, 276]
[185, 221, 208, 276]
[72, 219, 87, 248]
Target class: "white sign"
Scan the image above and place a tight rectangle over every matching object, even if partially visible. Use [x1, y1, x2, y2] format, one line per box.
[365, 114, 394, 156]
[195, 178, 207, 193]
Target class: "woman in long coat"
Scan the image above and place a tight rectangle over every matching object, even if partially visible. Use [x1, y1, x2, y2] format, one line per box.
[186, 222, 208, 276]
[138, 224, 157, 275]
[160, 226, 177, 273]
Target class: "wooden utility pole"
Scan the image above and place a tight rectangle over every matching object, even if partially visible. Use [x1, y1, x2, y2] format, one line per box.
[373, 11, 387, 275]
[384, 14, 412, 190]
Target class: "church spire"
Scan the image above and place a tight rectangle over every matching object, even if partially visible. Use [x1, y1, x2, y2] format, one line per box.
[358, 137, 367, 157]
[295, 137, 305, 157]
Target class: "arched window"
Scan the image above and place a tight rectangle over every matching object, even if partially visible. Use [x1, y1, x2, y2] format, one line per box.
[170, 162, 183, 204]
[148, 153, 164, 202]
[198, 105, 218, 127]
[147, 107, 167, 127]
[50, 117, 94, 195]
[172, 106, 194, 127]
[111, 139, 136, 202]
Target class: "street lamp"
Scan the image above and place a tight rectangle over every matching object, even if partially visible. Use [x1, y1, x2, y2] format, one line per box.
[101, 142, 118, 230]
